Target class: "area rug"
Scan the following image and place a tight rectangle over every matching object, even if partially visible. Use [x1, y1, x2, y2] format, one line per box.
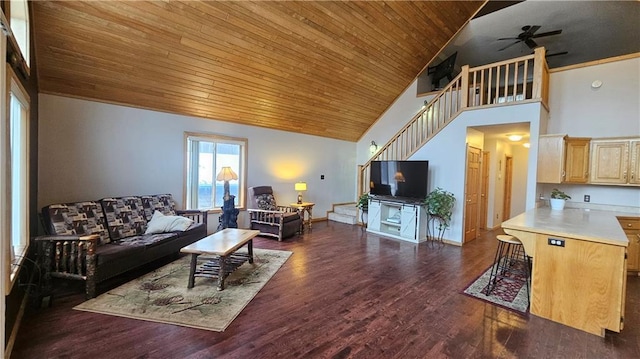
[462, 260, 529, 315]
[74, 248, 292, 331]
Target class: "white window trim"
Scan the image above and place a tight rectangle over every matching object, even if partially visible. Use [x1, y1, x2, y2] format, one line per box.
[5, 65, 30, 293]
[183, 132, 247, 212]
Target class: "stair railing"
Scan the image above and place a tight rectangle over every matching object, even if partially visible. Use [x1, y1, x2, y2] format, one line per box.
[358, 47, 548, 196]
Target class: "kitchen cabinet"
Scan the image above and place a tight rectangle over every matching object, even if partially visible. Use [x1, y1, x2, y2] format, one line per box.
[502, 208, 628, 337]
[590, 138, 640, 186]
[618, 216, 640, 273]
[631, 140, 640, 185]
[537, 134, 590, 183]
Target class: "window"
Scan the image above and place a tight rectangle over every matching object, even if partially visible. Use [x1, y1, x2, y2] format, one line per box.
[185, 132, 247, 211]
[9, 0, 30, 67]
[6, 67, 30, 289]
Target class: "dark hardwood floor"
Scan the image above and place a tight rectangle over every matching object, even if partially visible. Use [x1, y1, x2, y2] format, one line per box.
[10, 221, 640, 358]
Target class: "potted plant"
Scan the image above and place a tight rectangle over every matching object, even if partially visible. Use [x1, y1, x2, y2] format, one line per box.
[550, 188, 571, 210]
[356, 193, 370, 226]
[423, 187, 456, 242]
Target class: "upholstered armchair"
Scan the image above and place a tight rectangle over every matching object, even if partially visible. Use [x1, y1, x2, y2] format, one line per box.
[247, 186, 302, 241]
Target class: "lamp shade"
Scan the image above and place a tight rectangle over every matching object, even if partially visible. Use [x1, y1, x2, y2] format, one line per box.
[294, 182, 307, 191]
[216, 166, 238, 181]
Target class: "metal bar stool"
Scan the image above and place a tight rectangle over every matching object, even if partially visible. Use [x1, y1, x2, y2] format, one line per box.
[486, 234, 531, 304]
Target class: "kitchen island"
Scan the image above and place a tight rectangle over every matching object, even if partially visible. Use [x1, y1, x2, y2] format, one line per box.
[502, 207, 630, 337]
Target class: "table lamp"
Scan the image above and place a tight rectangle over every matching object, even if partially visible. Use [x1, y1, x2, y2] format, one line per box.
[217, 166, 238, 201]
[295, 182, 307, 204]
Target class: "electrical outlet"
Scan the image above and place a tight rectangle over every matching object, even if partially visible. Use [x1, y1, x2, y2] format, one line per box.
[584, 195, 590, 202]
[548, 238, 565, 247]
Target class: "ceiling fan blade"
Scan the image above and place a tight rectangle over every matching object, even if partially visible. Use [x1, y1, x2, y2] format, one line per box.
[546, 51, 568, 58]
[499, 40, 521, 51]
[524, 38, 538, 49]
[522, 25, 541, 36]
[497, 37, 518, 41]
[532, 29, 562, 38]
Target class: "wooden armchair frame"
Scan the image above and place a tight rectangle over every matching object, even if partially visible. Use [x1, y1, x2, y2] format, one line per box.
[247, 206, 299, 241]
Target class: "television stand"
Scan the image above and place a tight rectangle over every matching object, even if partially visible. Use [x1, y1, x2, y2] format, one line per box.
[366, 198, 427, 243]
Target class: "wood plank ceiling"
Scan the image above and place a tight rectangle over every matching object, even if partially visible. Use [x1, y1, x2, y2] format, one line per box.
[32, 1, 484, 142]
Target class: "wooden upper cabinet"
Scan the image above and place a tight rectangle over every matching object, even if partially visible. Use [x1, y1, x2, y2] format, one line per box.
[630, 140, 640, 185]
[565, 138, 591, 183]
[537, 134, 566, 183]
[590, 138, 639, 185]
[537, 135, 590, 184]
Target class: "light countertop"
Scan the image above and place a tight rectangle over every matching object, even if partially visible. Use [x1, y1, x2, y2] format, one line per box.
[502, 207, 634, 247]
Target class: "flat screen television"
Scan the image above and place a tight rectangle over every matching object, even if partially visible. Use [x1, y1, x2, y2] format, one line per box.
[369, 160, 429, 201]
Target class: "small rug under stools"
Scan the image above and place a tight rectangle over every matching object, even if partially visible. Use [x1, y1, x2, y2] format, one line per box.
[462, 261, 529, 315]
[74, 248, 292, 331]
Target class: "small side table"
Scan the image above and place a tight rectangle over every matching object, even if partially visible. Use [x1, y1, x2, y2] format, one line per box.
[291, 202, 315, 233]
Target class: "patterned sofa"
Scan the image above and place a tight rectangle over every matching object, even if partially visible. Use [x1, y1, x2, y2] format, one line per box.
[37, 194, 207, 298]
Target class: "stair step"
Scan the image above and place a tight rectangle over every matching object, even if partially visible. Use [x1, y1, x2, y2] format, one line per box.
[334, 204, 358, 216]
[328, 212, 357, 225]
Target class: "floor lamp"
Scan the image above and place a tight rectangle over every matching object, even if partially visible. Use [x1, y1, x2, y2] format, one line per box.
[217, 166, 239, 230]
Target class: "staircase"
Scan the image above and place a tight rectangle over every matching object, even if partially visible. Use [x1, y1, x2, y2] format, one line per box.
[357, 47, 550, 196]
[328, 204, 359, 225]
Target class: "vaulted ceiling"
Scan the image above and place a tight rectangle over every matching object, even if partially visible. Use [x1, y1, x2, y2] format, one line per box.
[31, 1, 484, 142]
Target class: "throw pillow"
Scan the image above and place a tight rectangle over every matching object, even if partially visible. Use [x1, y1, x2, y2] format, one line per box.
[144, 210, 194, 234]
[256, 193, 277, 210]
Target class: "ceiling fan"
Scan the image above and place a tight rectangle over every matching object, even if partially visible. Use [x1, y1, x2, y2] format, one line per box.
[498, 25, 562, 51]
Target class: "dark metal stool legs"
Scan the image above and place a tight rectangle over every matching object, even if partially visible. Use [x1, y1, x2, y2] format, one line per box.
[486, 235, 531, 306]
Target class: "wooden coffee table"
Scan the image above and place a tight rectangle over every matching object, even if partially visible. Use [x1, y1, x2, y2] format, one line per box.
[180, 228, 260, 291]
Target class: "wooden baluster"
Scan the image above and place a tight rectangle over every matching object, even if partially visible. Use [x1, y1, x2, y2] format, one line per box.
[62, 241, 69, 273]
[513, 61, 519, 101]
[523, 59, 530, 99]
[487, 69, 493, 104]
[503, 64, 509, 102]
[69, 242, 77, 275]
[77, 242, 85, 275]
[480, 69, 486, 105]
[55, 241, 62, 272]
[41, 241, 54, 293]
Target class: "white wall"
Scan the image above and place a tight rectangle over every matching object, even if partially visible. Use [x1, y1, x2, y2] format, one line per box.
[38, 95, 356, 233]
[356, 79, 433, 165]
[548, 57, 640, 137]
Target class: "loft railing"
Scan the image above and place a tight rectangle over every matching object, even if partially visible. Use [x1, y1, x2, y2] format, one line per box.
[357, 47, 549, 196]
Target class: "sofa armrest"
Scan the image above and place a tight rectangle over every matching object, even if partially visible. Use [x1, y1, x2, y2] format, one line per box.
[275, 205, 298, 213]
[35, 234, 99, 298]
[35, 234, 100, 243]
[176, 209, 208, 227]
[247, 208, 284, 225]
